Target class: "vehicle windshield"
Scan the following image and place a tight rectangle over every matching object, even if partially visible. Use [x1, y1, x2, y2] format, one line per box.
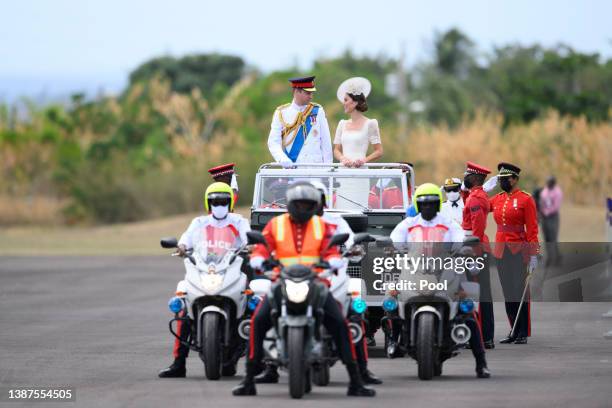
[255, 174, 407, 211]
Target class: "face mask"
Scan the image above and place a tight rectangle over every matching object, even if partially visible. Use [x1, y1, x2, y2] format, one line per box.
[446, 191, 460, 202]
[211, 205, 229, 220]
[463, 177, 473, 189]
[499, 178, 513, 192]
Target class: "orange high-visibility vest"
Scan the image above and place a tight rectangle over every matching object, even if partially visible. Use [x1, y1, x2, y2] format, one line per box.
[272, 213, 324, 266]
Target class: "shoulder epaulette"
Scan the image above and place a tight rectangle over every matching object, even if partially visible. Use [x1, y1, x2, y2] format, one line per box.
[496, 192, 505, 196]
[275, 103, 291, 111]
[310, 102, 321, 107]
[521, 190, 531, 196]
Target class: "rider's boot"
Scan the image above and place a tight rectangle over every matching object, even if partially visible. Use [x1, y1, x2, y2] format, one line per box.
[254, 363, 279, 383]
[232, 363, 258, 396]
[358, 360, 383, 385]
[475, 355, 491, 379]
[158, 357, 186, 378]
[346, 363, 376, 397]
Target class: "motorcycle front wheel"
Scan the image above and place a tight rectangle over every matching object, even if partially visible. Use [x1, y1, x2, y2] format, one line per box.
[416, 312, 436, 380]
[288, 326, 306, 399]
[201, 313, 222, 380]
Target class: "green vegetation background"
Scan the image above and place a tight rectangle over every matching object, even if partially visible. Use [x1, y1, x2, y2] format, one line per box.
[1, 29, 610, 225]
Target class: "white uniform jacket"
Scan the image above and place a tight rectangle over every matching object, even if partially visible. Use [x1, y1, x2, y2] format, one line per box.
[267, 101, 332, 164]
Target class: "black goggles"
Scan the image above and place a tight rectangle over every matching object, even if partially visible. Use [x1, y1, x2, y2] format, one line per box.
[444, 186, 460, 193]
[208, 194, 231, 207]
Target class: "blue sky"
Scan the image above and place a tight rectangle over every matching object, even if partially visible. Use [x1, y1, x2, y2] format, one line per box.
[1, 0, 610, 100]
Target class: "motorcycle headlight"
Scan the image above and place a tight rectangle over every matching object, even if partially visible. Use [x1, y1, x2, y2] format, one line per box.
[168, 296, 184, 313]
[382, 296, 398, 312]
[201, 273, 223, 293]
[347, 244, 365, 263]
[285, 280, 310, 303]
[459, 298, 475, 314]
[351, 297, 367, 314]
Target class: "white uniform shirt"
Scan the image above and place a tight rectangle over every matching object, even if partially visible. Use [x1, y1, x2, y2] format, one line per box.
[178, 213, 250, 249]
[322, 212, 355, 248]
[441, 199, 464, 227]
[268, 101, 332, 164]
[390, 212, 465, 243]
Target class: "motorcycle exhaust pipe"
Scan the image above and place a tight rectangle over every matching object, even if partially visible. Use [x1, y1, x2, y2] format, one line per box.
[450, 323, 471, 345]
[238, 319, 251, 340]
[348, 322, 363, 344]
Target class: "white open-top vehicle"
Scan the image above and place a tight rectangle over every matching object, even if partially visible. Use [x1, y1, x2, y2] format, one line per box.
[250, 163, 415, 340]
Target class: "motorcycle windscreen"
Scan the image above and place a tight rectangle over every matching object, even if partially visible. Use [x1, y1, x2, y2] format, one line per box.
[193, 224, 240, 261]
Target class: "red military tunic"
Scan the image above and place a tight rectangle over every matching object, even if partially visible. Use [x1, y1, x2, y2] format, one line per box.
[368, 185, 403, 209]
[489, 190, 539, 260]
[462, 186, 491, 251]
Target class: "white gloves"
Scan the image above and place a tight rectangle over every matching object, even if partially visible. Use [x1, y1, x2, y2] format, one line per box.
[280, 160, 294, 169]
[250, 257, 264, 270]
[328, 257, 344, 270]
[483, 176, 499, 193]
[528, 255, 538, 274]
[460, 181, 467, 191]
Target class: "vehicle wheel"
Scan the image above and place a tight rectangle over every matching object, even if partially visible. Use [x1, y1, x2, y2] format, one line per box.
[311, 363, 330, 386]
[222, 362, 237, 377]
[416, 313, 436, 380]
[202, 313, 222, 380]
[288, 327, 306, 399]
[434, 360, 442, 376]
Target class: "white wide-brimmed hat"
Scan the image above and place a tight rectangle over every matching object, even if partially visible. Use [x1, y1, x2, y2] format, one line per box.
[336, 77, 372, 103]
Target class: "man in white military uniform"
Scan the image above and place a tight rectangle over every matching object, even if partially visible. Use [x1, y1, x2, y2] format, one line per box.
[267, 76, 333, 165]
[440, 177, 464, 226]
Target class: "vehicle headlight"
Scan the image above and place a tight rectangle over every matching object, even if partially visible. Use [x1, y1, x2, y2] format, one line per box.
[247, 295, 262, 311]
[347, 244, 365, 263]
[285, 280, 310, 303]
[351, 297, 367, 314]
[383, 296, 398, 312]
[168, 296, 184, 313]
[459, 298, 475, 314]
[201, 273, 223, 293]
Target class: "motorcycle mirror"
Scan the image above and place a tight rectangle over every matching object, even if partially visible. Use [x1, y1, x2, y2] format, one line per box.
[463, 236, 480, 246]
[375, 236, 393, 248]
[247, 231, 268, 246]
[160, 237, 178, 248]
[353, 233, 374, 245]
[327, 233, 349, 249]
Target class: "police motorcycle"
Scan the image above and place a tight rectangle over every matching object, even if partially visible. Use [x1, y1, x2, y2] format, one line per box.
[246, 230, 371, 399]
[161, 236, 249, 380]
[381, 236, 481, 380]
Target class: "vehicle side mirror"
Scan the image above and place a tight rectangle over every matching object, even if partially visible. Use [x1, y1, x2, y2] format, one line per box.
[328, 233, 349, 248]
[463, 236, 480, 246]
[160, 237, 178, 248]
[247, 231, 267, 246]
[353, 233, 375, 245]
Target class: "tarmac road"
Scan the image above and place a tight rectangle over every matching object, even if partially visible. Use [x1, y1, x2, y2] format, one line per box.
[0, 256, 611, 408]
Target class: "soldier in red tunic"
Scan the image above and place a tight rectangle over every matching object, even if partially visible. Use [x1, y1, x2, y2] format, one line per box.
[489, 162, 539, 345]
[461, 161, 495, 348]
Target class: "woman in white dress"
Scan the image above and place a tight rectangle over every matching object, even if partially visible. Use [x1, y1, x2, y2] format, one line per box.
[333, 77, 384, 208]
[333, 77, 383, 168]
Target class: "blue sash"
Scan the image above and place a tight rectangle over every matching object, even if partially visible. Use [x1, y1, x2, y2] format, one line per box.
[284, 105, 319, 162]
